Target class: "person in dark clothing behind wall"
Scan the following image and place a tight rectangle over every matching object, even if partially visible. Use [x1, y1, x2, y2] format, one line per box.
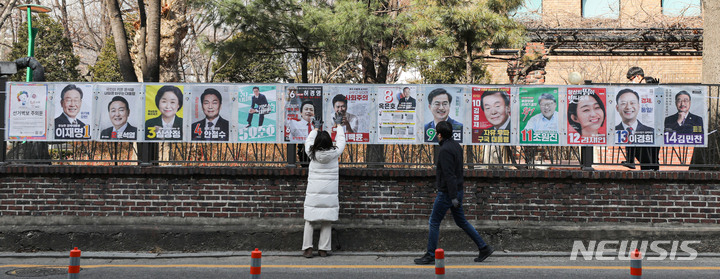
[414, 121, 494, 265]
[622, 67, 660, 170]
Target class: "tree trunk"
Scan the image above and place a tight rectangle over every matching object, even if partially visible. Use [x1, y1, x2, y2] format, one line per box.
[107, 0, 138, 82]
[691, 0, 720, 169]
[465, 37, 472, 83]
[360, 45, 377, 83]
[0, 0, 18, 31]
[301, 50, 308, 83]
[54, 0, 71, 43]
[143, 0, 161, 82]
[159, 0, 188, 82]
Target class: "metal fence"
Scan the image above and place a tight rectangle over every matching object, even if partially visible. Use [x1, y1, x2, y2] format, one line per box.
[1, 85, 719, 170]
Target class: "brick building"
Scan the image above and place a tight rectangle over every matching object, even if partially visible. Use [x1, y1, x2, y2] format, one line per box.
[487, 0, 703, 84]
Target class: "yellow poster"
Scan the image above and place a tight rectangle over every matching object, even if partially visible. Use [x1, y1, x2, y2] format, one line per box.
[145, 85, 184, 140]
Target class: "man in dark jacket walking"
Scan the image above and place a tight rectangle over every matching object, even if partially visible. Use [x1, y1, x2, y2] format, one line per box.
[414, 121, 494, 265]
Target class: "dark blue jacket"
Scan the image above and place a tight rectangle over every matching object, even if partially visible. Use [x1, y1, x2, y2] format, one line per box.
[436, 137, 463, 199]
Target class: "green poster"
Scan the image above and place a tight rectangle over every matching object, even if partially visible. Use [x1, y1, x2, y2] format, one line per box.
[518, 87, 559, 144]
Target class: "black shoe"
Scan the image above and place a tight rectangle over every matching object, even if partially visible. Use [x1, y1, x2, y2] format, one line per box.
[475, 245, 494, 262]
[414, 252, 435, 265]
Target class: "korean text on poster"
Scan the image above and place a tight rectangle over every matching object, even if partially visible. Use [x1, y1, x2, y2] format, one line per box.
[518, 87, 559, 144]
[613, 87, 654, 145]
[567, 87, 607, 145]
[663, 87, 705, 145]
[423, 87, 464, 143]
[54, 83, 93, 140]
[7, 83, 48, 140]
[471, 87, 511, 144]
[238, 85, 277, 142]
[328, 87, 371, 143]
[284, 85, 323, 143]
[377, 86, 418, 143]
[145, 84, 184, 141]
[97, 84, 141, 141]
[189, 86, 231, 142]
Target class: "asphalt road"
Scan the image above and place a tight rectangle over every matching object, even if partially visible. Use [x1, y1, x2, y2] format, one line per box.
[2, 252, 719, 278]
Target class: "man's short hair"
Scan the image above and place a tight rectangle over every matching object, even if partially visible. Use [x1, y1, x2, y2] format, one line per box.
[155, 85, 183, 109]
[201, 88, 222, 105]
[616, 88, 639, 102]
[427, 88, 452, 104]
[252, 86, 260, 91]
[675, 91, 691, 102]
[538, 93, 556, 104]
[61, 84, 83, 100]
[403, 87, 410, 92]
[626, 66, 644, 80]
[435, 121, 452, 139]
[108, 96, 130, 112]
[480, 90, 510, 111]
[332, 94, 347, 106]
[300, 100, 315, 111]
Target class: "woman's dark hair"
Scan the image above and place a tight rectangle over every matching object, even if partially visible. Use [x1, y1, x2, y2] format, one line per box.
[155, 85, 183, 109]
[567, 91, 605, 135]
[309, 131, 335, 161]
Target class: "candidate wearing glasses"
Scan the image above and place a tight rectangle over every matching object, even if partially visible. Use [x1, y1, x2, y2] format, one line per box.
[424, 88, 462, 142]
[523, 93, 557, 132]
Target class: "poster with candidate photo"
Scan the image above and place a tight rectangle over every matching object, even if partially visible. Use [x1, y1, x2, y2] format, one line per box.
[377, 86, 418, 143]
[422, 86, 464, 143]
[96, 84, 142, 141]
[610, 87, 655, 145]
[662, 86, 706, 146]
[53, 83, 94, 141]
[518, 87, 559, 145]
[238, 85, 278, 142]
[283, 85, 323, 143]
[144, 84, 185, 141]
[566, 87, 607, 145]
[471, 87, 512, 144]
[326, 86, 372, 143]
[6, 82, 48, 140]
[188, 85, 232, 142]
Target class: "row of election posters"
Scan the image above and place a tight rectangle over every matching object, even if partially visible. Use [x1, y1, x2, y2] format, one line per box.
[5, 82, 708, 146]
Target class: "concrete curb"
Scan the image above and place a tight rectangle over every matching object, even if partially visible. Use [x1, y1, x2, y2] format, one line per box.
[2, 251, 720, 259]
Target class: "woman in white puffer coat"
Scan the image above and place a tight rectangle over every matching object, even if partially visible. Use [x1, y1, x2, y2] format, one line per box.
[302, 121, 345, 258]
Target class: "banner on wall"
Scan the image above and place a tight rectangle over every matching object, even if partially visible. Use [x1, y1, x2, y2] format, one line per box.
[663, 86, 706, 145]
[423, 86, 464, 143]
[6, 83, 48, 140]
[238, 85, 278, 142]
[327, 86, 371, 143]
[566, 87, 607, 145]
[518, 87, 560, 145]
[611, 87, 655, 145]
[144, 84, 184, 141]
[96, 84, 142, 141]
[53, 83, 93, 140]
[284, 85, 323, 143]
[377, 86, 418, 143]
[471, 87, 511, 144]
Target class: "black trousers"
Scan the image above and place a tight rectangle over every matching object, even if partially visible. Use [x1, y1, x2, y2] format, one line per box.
[626, 146, 660, 170]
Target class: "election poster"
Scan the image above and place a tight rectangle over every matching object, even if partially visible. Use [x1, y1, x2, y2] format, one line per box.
[566, 87, 607, 145]
[188, 85, 232, 142]
[6, 83, 48, 140]
[327, 86, 371, 143]
[662, 86, 706, 145]
[423, 86, 464, 143]
[284, 85, 323, 143]
[611, 87, 655, 145]
[471, 87, 511, 144]
[96, 84, 142, 141]
[377, 86, 418, 143]
[518, 87, 559, 145]
[144, 84, 184, 141]
[53, 83, 93, 140]
[238, 85, 278, 142]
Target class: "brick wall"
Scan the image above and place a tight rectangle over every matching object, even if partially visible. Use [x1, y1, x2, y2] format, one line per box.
[1, 166, 719, 225]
